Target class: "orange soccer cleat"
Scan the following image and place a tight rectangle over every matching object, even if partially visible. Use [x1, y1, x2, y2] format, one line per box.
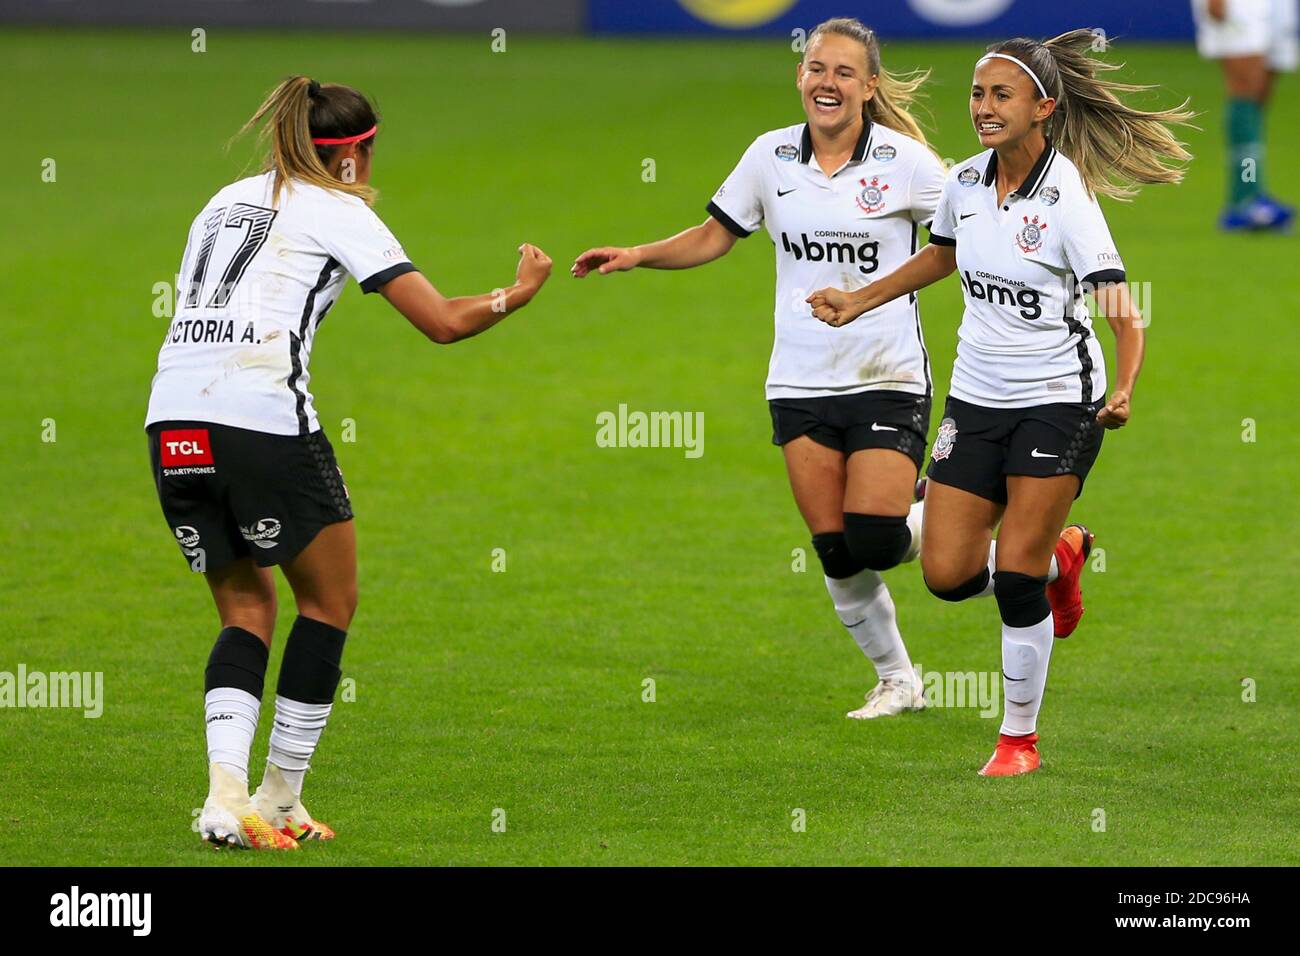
[1047, 524, 1094, 638]
[252, 765, 336, 842]
[978, 733, 1042, 777]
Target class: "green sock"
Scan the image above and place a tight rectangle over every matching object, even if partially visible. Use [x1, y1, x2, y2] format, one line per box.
[1227, 97, 1264, 207]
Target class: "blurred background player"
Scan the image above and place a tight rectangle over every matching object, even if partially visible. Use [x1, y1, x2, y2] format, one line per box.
[1192, 0, 1297, 229]
[573, 19, 947, 720]
[146, 76, 552, 848]
[809, 31, 1192, 775]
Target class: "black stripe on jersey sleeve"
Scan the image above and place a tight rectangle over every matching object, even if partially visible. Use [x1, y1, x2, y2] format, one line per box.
[706, 201, 753, 239]
[360, 261, 418, 294]
[1081, 268, 1126, 287]
[928, 232, 956, 247]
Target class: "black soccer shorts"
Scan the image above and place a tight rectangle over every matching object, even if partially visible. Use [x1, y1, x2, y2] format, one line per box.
[768, 389, 931, 470]
[925, 395, 1105, 504]
[147, 420, 353, 572]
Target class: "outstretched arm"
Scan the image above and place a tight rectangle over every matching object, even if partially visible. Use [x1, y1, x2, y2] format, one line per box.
[807, 243, 957, 327]
[380, 243, 553, 345]
[572, 217, 738, 277]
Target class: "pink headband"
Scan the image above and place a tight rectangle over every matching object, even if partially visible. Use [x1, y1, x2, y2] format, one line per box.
[311, 125, 376, 146]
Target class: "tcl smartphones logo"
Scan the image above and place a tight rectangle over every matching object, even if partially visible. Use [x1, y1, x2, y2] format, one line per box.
[160, 429, 214, 466]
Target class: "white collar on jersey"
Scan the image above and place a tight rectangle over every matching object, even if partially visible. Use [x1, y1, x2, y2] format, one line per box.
[983, 141, 1057, 198]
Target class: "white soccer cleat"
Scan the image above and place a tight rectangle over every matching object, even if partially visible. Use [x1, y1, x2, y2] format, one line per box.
[198, 763, 298, 850]
[846, 676, 926, 719]
[252, 764, 335, 842]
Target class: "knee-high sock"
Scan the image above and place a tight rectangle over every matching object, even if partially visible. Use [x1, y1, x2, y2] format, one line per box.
[1227, 97, 1264, 207]
[205, 689, 261, 786]
[204, 626, 269, 786]
[825, 570, 914, 683]
[265, 615, 347, 798]
[994, 571, 1055, 736]
[267, 696, 333, 798]
[1000, 616, 1055, 736]
[968, 541, 1058, 599]
[902, 500, 923, 563]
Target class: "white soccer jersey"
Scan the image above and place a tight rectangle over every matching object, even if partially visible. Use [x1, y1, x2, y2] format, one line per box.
[929, 145, 1125, 409]
[145, 171, 415, 436]
[707, 120, 946, 400]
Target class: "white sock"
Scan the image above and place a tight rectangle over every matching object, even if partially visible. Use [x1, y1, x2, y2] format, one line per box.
[998, 613, 1055, 736]
[205, 687, 261, 786]
[266, 696, 333, 798]
[825, 571, 915, 683]
[902, 500, 924, 563]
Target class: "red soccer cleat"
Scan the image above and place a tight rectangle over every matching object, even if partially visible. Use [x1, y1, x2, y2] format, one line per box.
[1047, 524, 1094, 638]
[978, 733, 1041, 777]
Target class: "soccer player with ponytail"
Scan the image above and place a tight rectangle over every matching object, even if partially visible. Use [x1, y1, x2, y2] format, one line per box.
[809, 30, 1193, 774]
[575, 19, 947, 720]
[146, 76, 552, 847]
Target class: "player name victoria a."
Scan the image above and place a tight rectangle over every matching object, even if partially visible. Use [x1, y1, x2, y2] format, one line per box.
[146, 170, 415, 436]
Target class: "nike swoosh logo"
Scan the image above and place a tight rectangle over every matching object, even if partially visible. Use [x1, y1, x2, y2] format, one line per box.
[960, 213, 978, 220]
[844, 619, 867, 629]
[871, 423, 898, 432]
[1030, 448, 1058, 458]
[1001, 671, 1026, 683]
[777, 188, 797, 197]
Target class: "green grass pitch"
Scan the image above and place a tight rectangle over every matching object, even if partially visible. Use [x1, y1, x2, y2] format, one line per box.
[2, 28, 1297, 866]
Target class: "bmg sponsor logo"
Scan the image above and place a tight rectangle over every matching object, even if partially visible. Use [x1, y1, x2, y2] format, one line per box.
[779, 231, 880, 275]
[959, 270, 1042, 320]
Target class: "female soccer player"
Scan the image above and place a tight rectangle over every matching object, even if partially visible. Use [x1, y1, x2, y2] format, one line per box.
[809, 30, 1192, 775]
[1191, 0, 1296, 229]
[146, 76, 552, 848]
[573, 18, 947, 720]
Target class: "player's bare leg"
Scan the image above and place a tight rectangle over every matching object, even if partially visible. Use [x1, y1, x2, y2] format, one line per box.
[918, 479, 1003, 598]
[1218, 54, 1292, 229]
[252, 520, 357, 841]
[785, 438, 924, 719]
[198, 560, 296, 849]
[978, 475, 1078, 777]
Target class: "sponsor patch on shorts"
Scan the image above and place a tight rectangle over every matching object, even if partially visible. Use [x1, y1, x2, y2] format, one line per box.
[240, 517, 282, 550]
[160, 429, 216, 476]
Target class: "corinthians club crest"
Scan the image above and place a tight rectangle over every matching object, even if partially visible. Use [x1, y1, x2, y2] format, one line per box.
[931, 418, 958, 462]
[856, 176, 889, 214]
[1016, 214, 1048, 253]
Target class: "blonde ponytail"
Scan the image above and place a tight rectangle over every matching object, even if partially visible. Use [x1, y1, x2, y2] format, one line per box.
[989, 30, 1195, 201]
[230, 75, 378, 206]
[868, 66, 932, 147]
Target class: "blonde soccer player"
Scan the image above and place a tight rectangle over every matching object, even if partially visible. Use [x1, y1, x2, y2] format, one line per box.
[146, 76, 552, 848]
[574, 18, 947, 720]
[809, 31, 1192, 775]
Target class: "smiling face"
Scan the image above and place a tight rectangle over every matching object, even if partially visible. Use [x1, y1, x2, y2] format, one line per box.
[970, 56, 1055, 149]
[797, 33, 878, 137]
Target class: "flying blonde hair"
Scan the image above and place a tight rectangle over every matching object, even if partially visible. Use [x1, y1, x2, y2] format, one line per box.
[986, 30, 1195, 201]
